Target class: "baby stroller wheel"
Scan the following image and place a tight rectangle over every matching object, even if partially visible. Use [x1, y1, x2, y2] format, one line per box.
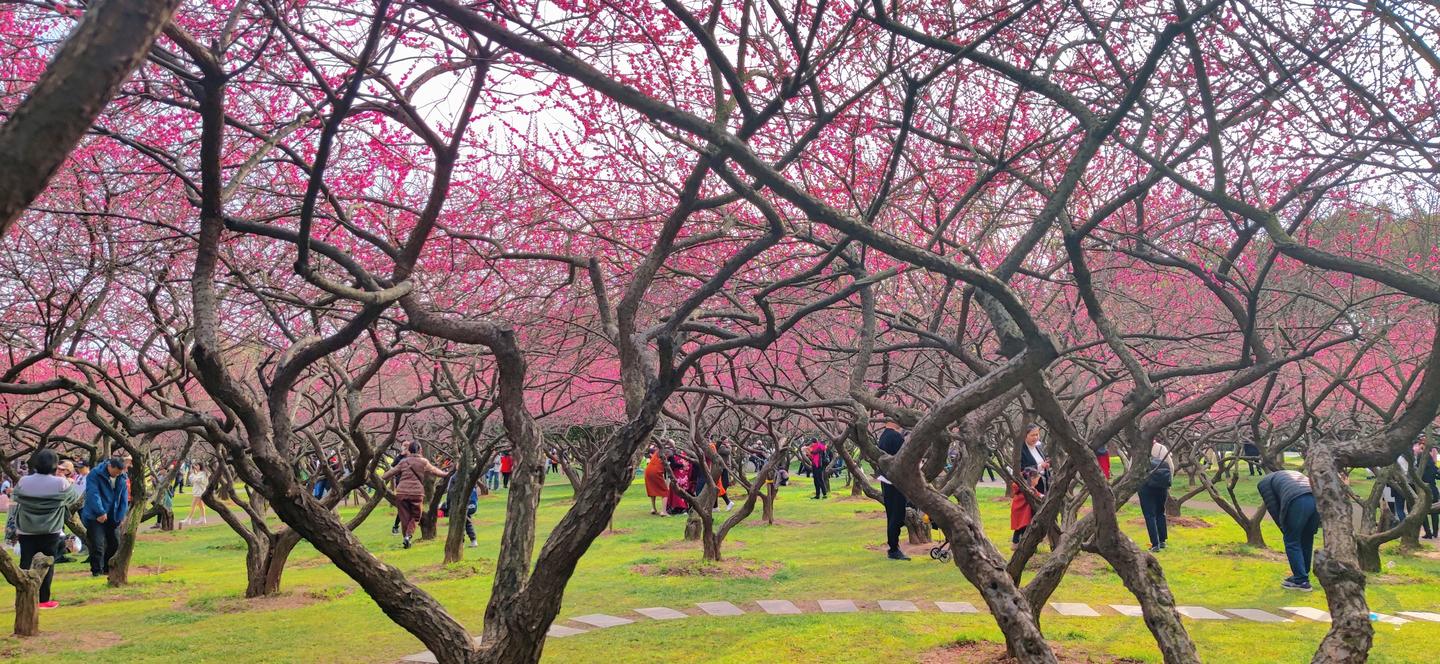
[929, 546, 943, 560]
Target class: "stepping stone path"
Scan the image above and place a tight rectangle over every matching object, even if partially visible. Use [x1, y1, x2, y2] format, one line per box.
[1175, 606, 1229, 620]
[1224, 609, 1291, 623]
[1281, 606, 1332, 622]
[1052, 602, 1102, 617]
[398, 597, 1436, 662]
[879, 600, 920, 612]
[571, 614, 634, 628]
[934, 601, 979, 614]
[635, 607, 688, 620]
[1398, 611, 1440, 622]
[696, 601, 744, 617]
[756, 600, 802, 615]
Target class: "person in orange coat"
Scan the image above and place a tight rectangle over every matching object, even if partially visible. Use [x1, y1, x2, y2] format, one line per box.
[644, 445, 669, 516]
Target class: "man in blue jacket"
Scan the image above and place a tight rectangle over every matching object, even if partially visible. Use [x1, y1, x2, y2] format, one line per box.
[81, 455, 130, 577]
[1258, 470, 1319, 591]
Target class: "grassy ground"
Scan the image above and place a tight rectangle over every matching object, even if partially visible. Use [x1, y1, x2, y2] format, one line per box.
[1, 470, 1436, 663]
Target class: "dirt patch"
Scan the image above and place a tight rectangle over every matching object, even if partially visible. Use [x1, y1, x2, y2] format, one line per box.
[654, 538, 745, 551]
[192, 592, 322, 614]
[863, 541, 941, 557]
[0, 630, 122, 657]
[1127, 516, 1211, 529]
[1411, 546, 1440, 561]
[1067, 553, 1112, 577]
[921, 640, 1142, 664]
[854, 510, 885, 519]
[412, 561, 491, 582]
[749, 518, 815, 527]
[600, 528, 635, 536]
[1208, 543, 1286, 561]
[632, 558, 782, 580]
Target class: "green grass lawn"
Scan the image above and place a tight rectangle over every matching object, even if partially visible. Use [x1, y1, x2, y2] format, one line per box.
[2, 471, 1436, 663]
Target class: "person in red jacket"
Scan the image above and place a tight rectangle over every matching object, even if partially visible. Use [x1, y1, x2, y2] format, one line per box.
[498, 452, 514, 489]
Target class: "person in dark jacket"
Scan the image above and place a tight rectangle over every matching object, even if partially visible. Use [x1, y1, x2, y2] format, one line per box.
[81, 455, 130, 577]
[875, 416, 910, 561]
[1019, 424, 1049, 494]
[12, 449, 83, 608]
[1242, 439, 1264, 476]
[1258, 470, 1320, 591]
[1414, 436, 1439, 540]
[1139, 443, 1174, 552]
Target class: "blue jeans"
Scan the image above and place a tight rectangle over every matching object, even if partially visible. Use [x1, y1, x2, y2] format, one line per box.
[1282, 494, 1320, 583]
[1138, 485, 1168, 548]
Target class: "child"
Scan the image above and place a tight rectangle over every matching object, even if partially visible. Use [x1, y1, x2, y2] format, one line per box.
[1010, 468, 1044, 548]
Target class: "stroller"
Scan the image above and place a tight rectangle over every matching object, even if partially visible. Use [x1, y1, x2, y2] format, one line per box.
[925, 512, 951, 562]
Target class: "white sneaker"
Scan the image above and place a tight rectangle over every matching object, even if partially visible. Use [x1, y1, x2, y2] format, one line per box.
[725, 502, 734, 512]
[468, 539, 478, 548]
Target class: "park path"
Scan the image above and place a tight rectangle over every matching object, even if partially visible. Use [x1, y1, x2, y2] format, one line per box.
[398, 598, 1440, 662]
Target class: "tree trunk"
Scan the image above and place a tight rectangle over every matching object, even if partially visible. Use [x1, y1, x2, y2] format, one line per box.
[108, 476, 147, 587]
[1242, 519, 1267, 549]
[683, 510, 703, 541]
[1309, 449, 1374, 662]
[904, 507, 933, 545]
[702, 528, 722, 562]
[246, 531, 301, 598]
[0, 547, 51, 637]
[761, 481, 776, 525]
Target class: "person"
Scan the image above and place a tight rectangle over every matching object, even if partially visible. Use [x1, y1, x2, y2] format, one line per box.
[484, 456, 501, 491]
[1242, 439, 1264, 476]
[498, 452, 513, 489]
[441, 473, 480, 547]
[876, 416, 910, 561]
[715, 442, 734, 511]
[81, 455, 130, 577]
[1095, 442, 1111, 480]
[382, 442, 448, 549]
[73, 461, 90, 494]
[1139, 442, 1174, 552]
[12, 449, 83, 608]
[1019, 424, 1049, 493]
[1258, 470, 1320, 591]
[1010, 468, 1043, 548]
[808, 439, 829, 499]
[1416, 437, 1439, 540]
[389, 447, 409, 535]
[665, 452, 692, 515]
[1381, 453, 1411, 528]
[644, 446, 669, 516]
[184, 465, 210, 525]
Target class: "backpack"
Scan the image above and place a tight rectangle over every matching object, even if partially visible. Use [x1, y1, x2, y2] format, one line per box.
[1144, 458, 1172, 490]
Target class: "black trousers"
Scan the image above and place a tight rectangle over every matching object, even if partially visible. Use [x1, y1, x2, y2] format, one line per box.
[83, 519, 120, 575]
[882, 482, 907, 552]
[19, 533, 62, 602]
[501, 471, 511, 488]
[813, 467, 828, 497]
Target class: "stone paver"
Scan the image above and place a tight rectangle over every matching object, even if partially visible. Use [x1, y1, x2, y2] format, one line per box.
[1224, 608, 1291, 623]
[1282, 606, 1332, 623]
[934, 601, 979, 614]
[572, 614, 634, 629]
[1176, 606, 1229, 620]
[819, 599, 858, 613]
[1109, 604, 1145, 617]
[635, 607, 688, 620]
[1371, 612, 1409, 625]
[1398, 611, 1440, 622]
[1051, 602, 1101, 617]
[400, 653, 438, 664]
[756, 600, 802, 615]
[548, 624, 588, 637]
[879, 600, 920, 613]
[696, 601, 745, 616]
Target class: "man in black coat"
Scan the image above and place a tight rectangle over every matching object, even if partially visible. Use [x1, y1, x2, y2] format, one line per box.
[875, 416, 910, 561]
[1258, 470, 1320, 591]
